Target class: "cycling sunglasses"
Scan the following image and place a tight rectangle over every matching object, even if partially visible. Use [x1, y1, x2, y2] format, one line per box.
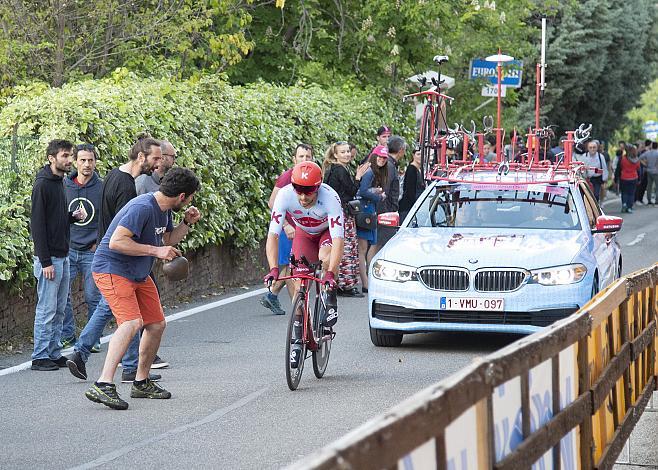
[292, 183, 319, 195]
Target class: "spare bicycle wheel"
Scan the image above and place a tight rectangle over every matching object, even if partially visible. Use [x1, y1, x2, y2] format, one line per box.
[419, 105, 437, 181]
[286, 293, 307, 391]
[312, 291, 332, 379]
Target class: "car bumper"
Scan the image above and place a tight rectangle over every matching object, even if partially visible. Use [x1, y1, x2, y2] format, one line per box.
[368, 278, 589, 335]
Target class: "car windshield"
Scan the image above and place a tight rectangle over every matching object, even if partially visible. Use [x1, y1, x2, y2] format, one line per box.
[409, 182, 581, 230]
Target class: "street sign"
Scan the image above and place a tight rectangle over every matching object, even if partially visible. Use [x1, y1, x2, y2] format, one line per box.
[481, 85, 506, 97]
[644, 120, 658, 140]
[469, 59, 524, 88]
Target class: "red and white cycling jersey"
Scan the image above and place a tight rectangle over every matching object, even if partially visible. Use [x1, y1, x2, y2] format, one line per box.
[269, 183, 344, 239]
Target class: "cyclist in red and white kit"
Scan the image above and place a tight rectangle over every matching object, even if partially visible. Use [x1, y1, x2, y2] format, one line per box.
[264, 161, 345, 331]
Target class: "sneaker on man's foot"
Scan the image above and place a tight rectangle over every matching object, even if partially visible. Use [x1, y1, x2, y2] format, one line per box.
[121, 370, 162, 383]
[60, 336, 76, 349]
[260, 294, 286, 315]
[66, 352, 88, 380]
[289, 345, 302, 369]
[31, 359, 58, 371]
[90, 342, 102, 353]
[85, 383, 129, 410]
[150, 355, 169, 369]
[53, 356, 69, 368]
[130, 379, 172, 399]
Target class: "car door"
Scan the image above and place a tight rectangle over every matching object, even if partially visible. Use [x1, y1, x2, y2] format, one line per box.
[578, 183, 615, 288]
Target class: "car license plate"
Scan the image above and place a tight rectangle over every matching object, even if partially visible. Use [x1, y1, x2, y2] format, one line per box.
[439, 297, 504, 311]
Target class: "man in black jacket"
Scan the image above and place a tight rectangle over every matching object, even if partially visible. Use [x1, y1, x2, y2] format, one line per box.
[31, 139, 86, 371]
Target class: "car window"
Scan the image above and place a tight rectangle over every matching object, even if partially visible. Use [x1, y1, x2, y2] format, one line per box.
[409, 183, 581, 230]
[578, 183, 601, 228]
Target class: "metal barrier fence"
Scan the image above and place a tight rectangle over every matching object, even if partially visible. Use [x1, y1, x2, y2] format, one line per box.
[290, 264, 658, 470]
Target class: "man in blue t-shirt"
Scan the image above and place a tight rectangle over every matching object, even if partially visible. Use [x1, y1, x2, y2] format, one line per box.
[84, 167, 201, 410]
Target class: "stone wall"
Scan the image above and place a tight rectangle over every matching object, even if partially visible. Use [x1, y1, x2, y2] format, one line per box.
[0, 241, 267, 342]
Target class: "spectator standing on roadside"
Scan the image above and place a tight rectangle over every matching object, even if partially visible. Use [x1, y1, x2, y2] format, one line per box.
[361, 126, 391, 164]
[323, 142, 370, 297]
[370, 136, 403, 254]
[357, 147, 388, 294]
[575, 140, 608, 201]
[479, 141, 497, 163]
[259, 143, 314, 315]
[135, 140, 177, 195]
[84, 168, 201, 410]
[60, 144, 103, 351]
[619, 145, 641, 213]
[598, 141, 612, 201]
[641, 141, 658, 205]
[30, 139, 86, 371]
[399, 145, 424, 220]
[635, 140, 650, 205]
[66, 136, 165, 382]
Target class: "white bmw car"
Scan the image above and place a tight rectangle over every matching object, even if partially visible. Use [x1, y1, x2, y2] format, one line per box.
[368, 170, 622, 346]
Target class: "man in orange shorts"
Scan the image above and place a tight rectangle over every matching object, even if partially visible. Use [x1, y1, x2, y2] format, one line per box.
[85, 167, 201, 410]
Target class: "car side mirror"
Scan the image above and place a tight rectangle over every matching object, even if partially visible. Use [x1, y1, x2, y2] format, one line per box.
[592, 215, 623, 234]
[378, 212, 400, 228]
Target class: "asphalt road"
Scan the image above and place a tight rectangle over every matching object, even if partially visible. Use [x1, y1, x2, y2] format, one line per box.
[1, 194, 657, 470]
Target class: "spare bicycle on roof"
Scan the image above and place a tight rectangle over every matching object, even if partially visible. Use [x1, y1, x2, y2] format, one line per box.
[407, 18, 603, 187]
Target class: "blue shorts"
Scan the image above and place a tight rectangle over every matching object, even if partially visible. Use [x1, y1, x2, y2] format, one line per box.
[278, 232, 293, 266]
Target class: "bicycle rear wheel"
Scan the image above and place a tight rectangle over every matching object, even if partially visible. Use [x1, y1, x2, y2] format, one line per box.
[286, 293, 307, 391]
[312, 289, 332, 379]
[419, 105, 437, 181]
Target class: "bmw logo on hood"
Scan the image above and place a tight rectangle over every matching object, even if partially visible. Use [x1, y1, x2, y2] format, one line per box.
[468, 258, 479, 264]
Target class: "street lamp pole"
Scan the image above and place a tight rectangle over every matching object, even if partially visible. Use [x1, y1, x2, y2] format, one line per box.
[485, 51, 514, 162]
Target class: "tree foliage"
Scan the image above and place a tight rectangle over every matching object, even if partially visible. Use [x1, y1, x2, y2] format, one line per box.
[0, 0, 255, 87]
[515, 0, 658, 140]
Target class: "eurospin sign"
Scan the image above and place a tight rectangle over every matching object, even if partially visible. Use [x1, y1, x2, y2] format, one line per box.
[469, 58, 524, 87]
[643, 120, 658, 140]
[470, 58, 523, 96]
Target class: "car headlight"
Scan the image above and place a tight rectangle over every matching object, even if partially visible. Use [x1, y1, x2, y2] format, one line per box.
[530, 264, 587, 285]
[372, 260, 417, 282]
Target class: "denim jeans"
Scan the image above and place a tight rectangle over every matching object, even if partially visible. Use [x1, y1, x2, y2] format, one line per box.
[74, 295, 140, 371]
[621, 179, 637, 209]
[647, 173, 658, 204]
[32, 256, 70, 360]
[62, 248, 100, 340]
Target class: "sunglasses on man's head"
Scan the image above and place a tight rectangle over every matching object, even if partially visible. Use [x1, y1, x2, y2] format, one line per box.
[292, 183, 318, 195]
[76, 144, 95, 151]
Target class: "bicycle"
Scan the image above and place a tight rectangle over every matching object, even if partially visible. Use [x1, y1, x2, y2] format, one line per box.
[404, 55, 454, 181]
[269, 255, 334, 391]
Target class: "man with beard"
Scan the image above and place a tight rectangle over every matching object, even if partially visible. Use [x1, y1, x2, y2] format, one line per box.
[135, 140, 177, 195]
[60, 144, 104, 350]
[66, 136, 163, 382]
[31, 140, 87, 371]
[85, 168, 200, 410]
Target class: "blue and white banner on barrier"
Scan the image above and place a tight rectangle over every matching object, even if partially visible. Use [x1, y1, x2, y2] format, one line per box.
[493, 376, 523, 461]
[559, 345, 579, 470]
[445, 405, 480, 469]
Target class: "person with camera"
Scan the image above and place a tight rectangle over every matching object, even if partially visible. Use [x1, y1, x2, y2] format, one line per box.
[322, 142, 370, 297]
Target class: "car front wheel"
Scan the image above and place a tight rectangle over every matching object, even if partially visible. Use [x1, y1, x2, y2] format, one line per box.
[369, 325, 403, 347]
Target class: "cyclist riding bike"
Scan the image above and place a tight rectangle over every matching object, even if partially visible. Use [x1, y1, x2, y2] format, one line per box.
[263, 161, 345, 368]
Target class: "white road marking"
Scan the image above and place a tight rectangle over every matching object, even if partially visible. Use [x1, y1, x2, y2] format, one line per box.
[0, 287, 268, 377]
[627, 233, 646, 247]
[68, 387, 269, 470]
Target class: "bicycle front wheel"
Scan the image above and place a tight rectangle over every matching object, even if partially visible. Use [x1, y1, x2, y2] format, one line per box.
[312, 290, 332, 379]
[286, 293, 306, 391]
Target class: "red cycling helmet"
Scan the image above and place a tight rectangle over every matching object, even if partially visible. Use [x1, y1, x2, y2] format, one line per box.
[291, 161, 322, 194]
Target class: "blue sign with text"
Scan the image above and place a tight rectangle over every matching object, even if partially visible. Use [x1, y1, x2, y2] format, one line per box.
[469, 59, 524, 88]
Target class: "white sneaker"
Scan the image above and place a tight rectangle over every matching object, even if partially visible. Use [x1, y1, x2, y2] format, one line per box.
[150, 355, 170, 369]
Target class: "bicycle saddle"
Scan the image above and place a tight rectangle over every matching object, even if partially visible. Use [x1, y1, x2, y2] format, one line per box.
[433, 55, 449, 65]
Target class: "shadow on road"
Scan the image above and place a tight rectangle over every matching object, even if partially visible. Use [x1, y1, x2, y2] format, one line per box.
[399, 331, 523, 353]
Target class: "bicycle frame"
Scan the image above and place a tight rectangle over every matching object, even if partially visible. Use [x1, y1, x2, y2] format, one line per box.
[276, 271, 327, 352]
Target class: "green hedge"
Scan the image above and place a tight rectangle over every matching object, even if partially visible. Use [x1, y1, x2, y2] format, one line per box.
[0, 71, 414, 290]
